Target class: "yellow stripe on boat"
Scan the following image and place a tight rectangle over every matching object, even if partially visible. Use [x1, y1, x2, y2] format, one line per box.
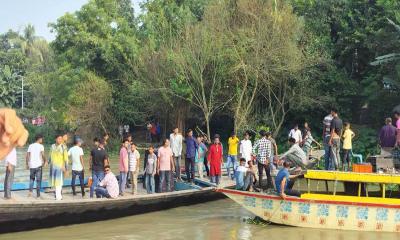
[304, 170, 400, 184]
[301, 193, 400, 205]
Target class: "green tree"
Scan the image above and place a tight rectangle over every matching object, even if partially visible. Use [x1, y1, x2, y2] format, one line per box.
[0, 65, 21, 107]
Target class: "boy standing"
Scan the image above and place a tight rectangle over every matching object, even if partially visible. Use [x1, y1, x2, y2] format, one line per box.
[129, 143, 140, 195]
[68, 137, 85, 197]
[26, 134, 47, 198]
[145, 146, 157, 194]
[227, 132, 240, 179]
[342, 123, 355, 171]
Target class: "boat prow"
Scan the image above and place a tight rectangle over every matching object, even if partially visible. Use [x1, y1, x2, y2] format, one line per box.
[218, 170, 400, 233]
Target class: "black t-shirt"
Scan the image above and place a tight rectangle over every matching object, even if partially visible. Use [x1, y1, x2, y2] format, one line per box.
[91, 147, 108, 172]
[330, 117, 343, 136]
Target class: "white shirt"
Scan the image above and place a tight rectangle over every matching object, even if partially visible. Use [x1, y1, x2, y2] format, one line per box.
[240, 139, 252, 162]
[236, 165, 247, 173]
[323, 114, 333, 136]
[129, 149, 140, 172]
[27, 142, 44, 168]
[68, 146, 84, 171]
[169, 133, 183, 157]
[289, 129, 302, 143]
[4, 148, 17, 166]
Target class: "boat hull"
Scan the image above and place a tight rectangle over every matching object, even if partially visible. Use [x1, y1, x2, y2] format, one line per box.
[218, 189, 400, 232]
[0, 187, 223, 233]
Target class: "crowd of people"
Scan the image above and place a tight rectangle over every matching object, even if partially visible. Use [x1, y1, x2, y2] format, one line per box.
[2, 108, 400, 201]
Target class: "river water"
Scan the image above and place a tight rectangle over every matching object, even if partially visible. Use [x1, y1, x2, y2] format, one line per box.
[0, 199, 399, 240]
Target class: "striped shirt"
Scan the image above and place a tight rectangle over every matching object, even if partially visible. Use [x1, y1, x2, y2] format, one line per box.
[252, 137, 272, 164]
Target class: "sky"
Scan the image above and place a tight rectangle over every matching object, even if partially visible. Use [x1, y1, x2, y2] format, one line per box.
[0, 0, 142, 41]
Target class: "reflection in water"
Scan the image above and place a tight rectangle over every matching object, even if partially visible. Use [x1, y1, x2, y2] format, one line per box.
[0, 199, 399, 240]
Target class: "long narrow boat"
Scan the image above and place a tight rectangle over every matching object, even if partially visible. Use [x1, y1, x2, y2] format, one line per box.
[0, 179, 225, 233]
[218, 170, 400, 232]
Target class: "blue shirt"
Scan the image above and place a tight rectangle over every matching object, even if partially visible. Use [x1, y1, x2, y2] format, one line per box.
[185, 137, 198, 158]
[275, 168, 290, 194]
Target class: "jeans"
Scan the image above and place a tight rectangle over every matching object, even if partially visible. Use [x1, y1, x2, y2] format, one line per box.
[95, 187, 110, 198]
[235, 171, 245, 190]
[90, 170, 105, 198]
[174, 156, 181, 179]
[226, 155, 238, 178]
[145, 174, 155, 194]
[284, 179, 301, 197]
[130, 171, 138, 194]
[323, 135, 331, 170]
[185, 157, 195, 181]
[237, 173, 254, 191]
[119, 172, 128, 195]
[29, 167, 42, 197]
[330, 138, 341, 170]
[204, 158, 210, 176]
[4, 165, 14, 199]
[71, 170, 85, 196]
[159, 170, 172, 193]
[258, 162, 272, 189]
[211, 175, 221, 185]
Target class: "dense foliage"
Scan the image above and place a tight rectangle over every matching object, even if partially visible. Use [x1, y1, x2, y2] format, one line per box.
[1, 0, 399, 155]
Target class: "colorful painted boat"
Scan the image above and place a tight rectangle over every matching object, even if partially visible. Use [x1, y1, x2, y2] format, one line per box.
[218, 170, 400, 232]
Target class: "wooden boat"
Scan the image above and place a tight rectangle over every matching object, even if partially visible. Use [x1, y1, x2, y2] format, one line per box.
[218, 170, 400, 232]
[0, 179, 225, 233]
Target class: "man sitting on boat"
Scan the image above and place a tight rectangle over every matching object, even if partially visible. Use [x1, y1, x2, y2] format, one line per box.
[95, 165, 119, 199]
[235, 158, 257, 191]
[275, 161, 301, 198]
[280, 138, 315, 170]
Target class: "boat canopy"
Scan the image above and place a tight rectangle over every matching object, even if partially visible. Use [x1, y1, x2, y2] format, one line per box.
[304, 170, 400, 184]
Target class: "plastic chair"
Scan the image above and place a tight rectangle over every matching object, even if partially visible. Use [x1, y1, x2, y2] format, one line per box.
[351, 150, 363, 163]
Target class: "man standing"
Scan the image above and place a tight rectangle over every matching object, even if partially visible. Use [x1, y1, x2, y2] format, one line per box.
[395, 112, 400, 146]
[288, 124, 302, 144]
[252, 130, 273, 190]
[379, 118, 397, 156]
[26, 134, 47, 198]
[170, 127, 183, 181]
[227, 132, 240, 179]
[322, 109, 334, 170]
[119, 139, 129, 196]
[240, 131, 252, 164]
[329, 108, 343, 170]
[184, 129, 197, 183]
[68, 137, 85, 197]
[157, 139, 175, 192]
[4, 148, 17, 200]
[89, 139, 109, 198]
[268, 132, 278, 171]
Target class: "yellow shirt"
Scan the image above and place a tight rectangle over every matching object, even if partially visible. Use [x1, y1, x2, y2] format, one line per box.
[342, 129, 354, 150]
[228, 137, 239, 155]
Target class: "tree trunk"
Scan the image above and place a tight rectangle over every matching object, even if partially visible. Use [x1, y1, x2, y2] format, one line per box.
[205, 114, 211, 144]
